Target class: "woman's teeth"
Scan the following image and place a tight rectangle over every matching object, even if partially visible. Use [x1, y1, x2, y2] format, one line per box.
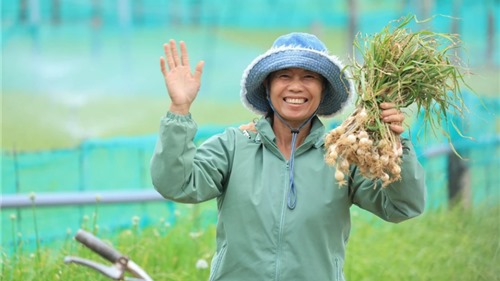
[285, 98, 306, 104]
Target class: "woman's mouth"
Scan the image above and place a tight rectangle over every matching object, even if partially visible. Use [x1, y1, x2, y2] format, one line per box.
[284, 97, 307, 104]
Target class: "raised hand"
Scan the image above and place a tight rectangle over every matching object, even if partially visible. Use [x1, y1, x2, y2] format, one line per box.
[160, 39, 205, 115]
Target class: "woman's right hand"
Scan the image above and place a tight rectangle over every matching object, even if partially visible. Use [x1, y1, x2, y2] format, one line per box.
[160, 39, 205, 115]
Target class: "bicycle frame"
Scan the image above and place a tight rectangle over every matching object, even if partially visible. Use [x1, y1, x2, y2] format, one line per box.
[64, 229, 154, 281]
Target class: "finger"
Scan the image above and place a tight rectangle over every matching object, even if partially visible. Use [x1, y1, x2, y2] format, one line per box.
[381, 108, 399, 118]
[383, 112, 405, 124]
[170, 39, 181, 66]
[239, 122, 257, 132]
[193, 61, 205, 81]
[180, 41, 190, 67]
[160, 56, 167, 75]
[163, 42, 175, 70]
[239, 124, 251, 130]
[379, 102, 396, 109]
[389, 123, 405, 135]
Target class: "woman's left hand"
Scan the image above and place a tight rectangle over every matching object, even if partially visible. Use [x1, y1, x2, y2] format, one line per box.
[380, 102, 405, 136]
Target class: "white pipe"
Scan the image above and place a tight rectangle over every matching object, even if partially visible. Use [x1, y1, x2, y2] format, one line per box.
[0, 190, 164, 209]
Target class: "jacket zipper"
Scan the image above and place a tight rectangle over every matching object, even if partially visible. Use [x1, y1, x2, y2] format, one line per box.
[209, 243, 227, 281]
[335, 257, 340, 280]
[274, 161, 290, 281]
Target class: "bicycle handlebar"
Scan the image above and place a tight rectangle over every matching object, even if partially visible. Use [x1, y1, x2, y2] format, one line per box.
[67, 229, 154, 281]
[75, 229, 124, 264]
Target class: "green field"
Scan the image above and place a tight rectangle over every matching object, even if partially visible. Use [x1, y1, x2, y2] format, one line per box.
[1, 94, 259, 151]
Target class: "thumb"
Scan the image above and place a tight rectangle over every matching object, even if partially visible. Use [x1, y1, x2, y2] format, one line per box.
[193, 61, 205, 81]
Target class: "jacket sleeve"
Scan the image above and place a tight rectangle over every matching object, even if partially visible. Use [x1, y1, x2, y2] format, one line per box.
[349, 139, 427, 223]
[150, 112, 232, 203]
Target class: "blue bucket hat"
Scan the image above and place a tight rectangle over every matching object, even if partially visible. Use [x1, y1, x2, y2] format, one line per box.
[240, 32, 354, 118]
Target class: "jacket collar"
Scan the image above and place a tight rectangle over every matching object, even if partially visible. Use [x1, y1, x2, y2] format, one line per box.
[255, 116, 325, 150]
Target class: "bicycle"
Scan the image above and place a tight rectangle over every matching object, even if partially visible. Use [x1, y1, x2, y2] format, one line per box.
[64, 229, 154, 281]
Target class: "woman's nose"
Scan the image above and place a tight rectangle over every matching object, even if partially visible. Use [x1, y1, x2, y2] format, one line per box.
[288, 77, 304, 91]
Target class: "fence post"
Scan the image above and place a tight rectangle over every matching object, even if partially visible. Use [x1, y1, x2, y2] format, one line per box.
[13, 148, 22, 248]
[78, 143, 86, 226]
[447, 150, 471, 209]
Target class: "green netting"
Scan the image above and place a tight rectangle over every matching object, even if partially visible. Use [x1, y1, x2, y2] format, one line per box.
[412, 94, 500, 208]
[1, 128, 224, 253]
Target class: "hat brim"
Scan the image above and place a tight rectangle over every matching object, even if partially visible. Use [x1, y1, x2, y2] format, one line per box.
[241, 46, 355, 118]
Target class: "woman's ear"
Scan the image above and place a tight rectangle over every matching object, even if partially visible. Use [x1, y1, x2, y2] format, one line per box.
[263, 77, 270, 89]
[321, 77, 328, 98]
[265, 71, 277, 90]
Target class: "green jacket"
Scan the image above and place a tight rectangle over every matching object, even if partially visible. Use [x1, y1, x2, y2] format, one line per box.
[151, 112, 426, 281]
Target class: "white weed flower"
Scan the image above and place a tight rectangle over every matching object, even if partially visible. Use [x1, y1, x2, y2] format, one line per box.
[132, 216, 140, 225]
[189, 231, 203, 239]
[196, 259, 209, 270]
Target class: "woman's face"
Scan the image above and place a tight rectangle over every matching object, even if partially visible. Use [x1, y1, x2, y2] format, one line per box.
[268, 68, 324, 128]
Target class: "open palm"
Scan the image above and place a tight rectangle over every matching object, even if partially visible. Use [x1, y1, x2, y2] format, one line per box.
[160, 39, 204, 114]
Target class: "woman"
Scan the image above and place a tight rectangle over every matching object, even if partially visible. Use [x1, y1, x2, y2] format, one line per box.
[151, 32, 426, 281]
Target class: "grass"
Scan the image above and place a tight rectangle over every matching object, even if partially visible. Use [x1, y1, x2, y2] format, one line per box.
[1, 204, 498, 281]
[346, 205, 500, 281]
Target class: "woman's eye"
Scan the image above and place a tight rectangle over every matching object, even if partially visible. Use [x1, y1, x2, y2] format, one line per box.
[304, 75, 317, 79]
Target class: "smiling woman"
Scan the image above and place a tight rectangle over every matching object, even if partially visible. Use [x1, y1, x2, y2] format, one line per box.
[150, 32, 426, 281]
